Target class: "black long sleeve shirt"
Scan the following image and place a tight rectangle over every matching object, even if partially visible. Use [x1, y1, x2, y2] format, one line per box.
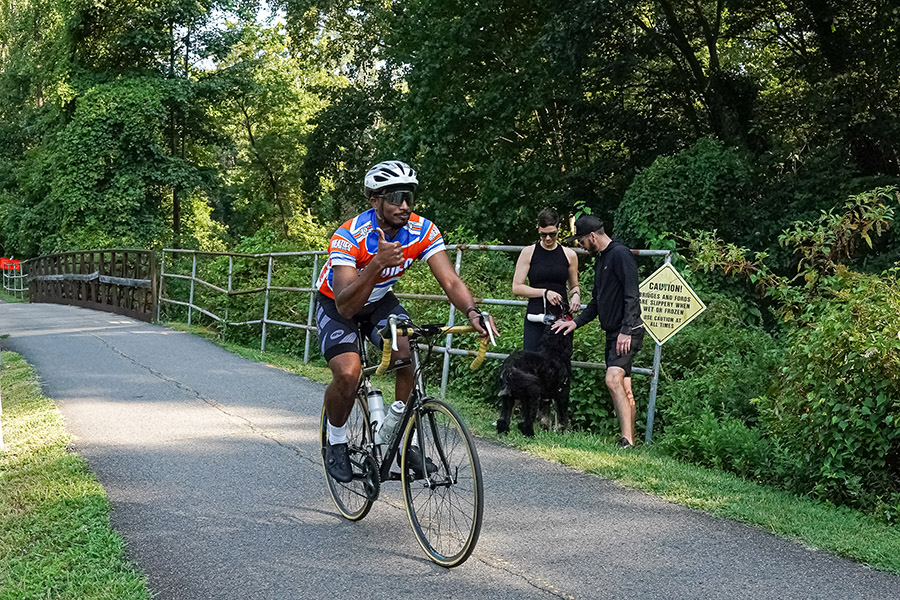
[574, 240, 643, 336]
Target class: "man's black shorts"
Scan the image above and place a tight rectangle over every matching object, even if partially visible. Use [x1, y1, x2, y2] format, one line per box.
[604, 329, 644, 376]
[315, 291, 410, 362]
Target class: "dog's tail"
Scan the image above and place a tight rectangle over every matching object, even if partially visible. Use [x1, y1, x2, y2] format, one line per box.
[501, 364, 541, 398]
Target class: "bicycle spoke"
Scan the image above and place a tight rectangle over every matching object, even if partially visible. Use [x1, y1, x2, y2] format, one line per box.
[321, 396, 375, 521]
[402, 400, 483, 567]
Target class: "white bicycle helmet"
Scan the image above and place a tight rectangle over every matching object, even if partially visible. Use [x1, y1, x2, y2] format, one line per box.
[364, 160, 418, 196]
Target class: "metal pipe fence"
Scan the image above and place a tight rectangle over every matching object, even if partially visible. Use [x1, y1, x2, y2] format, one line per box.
[2, 267, 28, 300]
[158, 244, 671, 442]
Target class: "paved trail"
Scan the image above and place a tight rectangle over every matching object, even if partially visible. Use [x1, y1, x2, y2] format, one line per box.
[1, 302, 897, 599]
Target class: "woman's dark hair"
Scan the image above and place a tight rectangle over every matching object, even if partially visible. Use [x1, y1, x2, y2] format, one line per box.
[537, 208, 560, 228]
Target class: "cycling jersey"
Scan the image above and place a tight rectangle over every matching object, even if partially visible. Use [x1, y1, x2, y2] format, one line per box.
[316, 208, 445, 304]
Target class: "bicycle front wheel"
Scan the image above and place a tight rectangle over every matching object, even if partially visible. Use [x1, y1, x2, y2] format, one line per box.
[401, 399, 484, 567]
[320, 394, 375, 521]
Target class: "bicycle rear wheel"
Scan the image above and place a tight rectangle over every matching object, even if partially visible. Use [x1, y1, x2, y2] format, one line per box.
[401, 399, 484, 567]
[320, 394, 375, 521]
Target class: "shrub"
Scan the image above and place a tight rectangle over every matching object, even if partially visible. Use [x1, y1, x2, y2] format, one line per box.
[755, 269, 900, 513]
[655, 292, 786, 478]
[615, 138, 755, 249]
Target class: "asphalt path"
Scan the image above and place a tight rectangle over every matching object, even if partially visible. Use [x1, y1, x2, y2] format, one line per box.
[1, 302, 898, 599]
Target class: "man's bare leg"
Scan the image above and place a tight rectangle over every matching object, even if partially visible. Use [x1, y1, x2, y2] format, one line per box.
[605, 366, 635, 445]
[324, 352, 362, 427]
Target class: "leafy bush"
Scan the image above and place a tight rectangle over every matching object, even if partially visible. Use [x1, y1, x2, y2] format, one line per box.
[655, 292, 786, 478]
[755, 269, 900, 513]
[681, 187, 900, 518]
[615, 138, 755, 248]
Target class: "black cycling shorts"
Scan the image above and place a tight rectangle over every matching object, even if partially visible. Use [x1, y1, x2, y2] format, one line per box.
[315, 291, 410, 362]
[604, 329, 644, 377]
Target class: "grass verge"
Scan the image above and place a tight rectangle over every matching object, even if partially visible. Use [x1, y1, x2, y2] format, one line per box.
[0, 290, 25, 303]
[0, 351, 151, 599]
[167, 322, 900, 574]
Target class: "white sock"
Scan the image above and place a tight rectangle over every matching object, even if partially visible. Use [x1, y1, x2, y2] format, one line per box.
[328, 420, 348, 445]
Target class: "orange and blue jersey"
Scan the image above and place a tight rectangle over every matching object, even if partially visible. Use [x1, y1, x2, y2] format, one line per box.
[316, 209, 446, 304]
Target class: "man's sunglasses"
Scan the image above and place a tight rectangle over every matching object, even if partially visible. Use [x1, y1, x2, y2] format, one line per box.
[375, 190, 415, 208]
[539, 230, 558, 239]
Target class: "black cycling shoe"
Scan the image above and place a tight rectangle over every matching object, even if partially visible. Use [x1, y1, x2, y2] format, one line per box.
[403, 445, 438, 480]
[325, 442, 353, 483]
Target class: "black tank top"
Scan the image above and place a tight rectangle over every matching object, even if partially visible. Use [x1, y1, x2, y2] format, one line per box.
[526, 243, 568, 314]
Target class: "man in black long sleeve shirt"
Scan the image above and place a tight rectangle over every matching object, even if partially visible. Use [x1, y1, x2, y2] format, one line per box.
[553, 215, 644, 447]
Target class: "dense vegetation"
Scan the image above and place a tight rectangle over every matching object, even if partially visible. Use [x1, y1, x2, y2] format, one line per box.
[2, 1, 900, 520]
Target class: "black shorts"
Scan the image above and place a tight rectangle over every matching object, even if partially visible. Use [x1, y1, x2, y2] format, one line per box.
[315, 292, 410, 362]
[604, 329, 644, 376]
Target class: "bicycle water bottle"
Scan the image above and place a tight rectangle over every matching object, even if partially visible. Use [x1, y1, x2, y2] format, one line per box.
[366, 386, 386, 434]
[375, 400, 405, 446]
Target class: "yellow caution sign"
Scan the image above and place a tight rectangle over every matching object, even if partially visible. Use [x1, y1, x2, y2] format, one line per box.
[639, 263, 706, 345]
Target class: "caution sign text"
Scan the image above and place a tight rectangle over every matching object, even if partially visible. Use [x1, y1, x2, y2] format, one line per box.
[639, 263, 706, 346]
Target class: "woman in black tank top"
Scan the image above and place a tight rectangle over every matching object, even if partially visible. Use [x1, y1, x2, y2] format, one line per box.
[512, 209, 581, 352]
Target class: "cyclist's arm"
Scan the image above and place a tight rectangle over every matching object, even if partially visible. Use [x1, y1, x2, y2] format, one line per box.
[333, 228, 404, 318]
[511, 245, 546, 299]
[426, 250, 490, 333]
[332, 264, 381, 318]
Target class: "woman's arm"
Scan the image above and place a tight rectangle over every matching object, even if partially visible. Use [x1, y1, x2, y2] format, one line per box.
[511, 245, 542, 298]
[564, 247, 581, 311]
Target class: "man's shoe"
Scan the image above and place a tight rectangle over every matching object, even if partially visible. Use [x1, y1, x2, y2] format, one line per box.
[616, 436, 634, 449]
[325, 442, 353, 483]
[403, 446, 438, 480]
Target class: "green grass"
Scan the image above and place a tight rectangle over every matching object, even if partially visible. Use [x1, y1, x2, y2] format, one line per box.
[168, 321, 900, 574]
[0, 290, 26, 303]
[0, 351, 151, 600]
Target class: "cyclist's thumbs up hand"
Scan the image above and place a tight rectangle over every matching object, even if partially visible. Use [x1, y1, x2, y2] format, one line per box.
[375, 227, 404, 268]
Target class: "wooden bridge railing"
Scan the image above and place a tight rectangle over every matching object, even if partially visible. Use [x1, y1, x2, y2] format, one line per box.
[27, 249, 157, 322]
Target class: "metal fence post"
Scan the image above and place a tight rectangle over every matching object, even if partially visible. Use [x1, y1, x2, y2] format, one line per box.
[225, 256, 233, 336]
[261, 255, 273, 352]
[187, 252, 197, 326]
[644, 251, 673, 444]
[157, 251, 166, 322]
[304, 254, 319, 363]
[440, 247, 464, 401]
[644, 342, 663, 444]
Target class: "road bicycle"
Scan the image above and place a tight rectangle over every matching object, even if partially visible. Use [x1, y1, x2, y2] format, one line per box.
[320, 313, 493, 567]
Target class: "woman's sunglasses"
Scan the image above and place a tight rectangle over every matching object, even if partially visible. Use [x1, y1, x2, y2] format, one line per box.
[539, 230, 559, 239]
[376, 190, 415, 208]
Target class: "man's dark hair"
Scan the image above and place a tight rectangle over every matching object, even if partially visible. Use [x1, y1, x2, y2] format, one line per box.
[537, 208, 560, 228]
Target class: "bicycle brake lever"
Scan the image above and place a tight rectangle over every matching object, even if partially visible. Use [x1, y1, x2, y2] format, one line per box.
[481, 311, 497, 347]
[389, 314, 399, 351]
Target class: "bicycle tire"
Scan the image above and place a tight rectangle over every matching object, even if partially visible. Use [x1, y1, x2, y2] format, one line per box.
[320, 394, 375, 521]
[400, 399, 484, 567]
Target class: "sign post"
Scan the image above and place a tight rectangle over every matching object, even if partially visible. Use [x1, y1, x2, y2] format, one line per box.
[639, 262, 706, 442]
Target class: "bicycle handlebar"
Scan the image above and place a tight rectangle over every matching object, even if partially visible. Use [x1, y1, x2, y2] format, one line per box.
[375, 315, 492, 375]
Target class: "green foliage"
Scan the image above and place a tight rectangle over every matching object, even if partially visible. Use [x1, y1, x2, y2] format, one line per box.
[655, 293, 787, 480]
[615, 138, 755, 248]
[756, 269, 900, 514]
[681, 186, 900, 518]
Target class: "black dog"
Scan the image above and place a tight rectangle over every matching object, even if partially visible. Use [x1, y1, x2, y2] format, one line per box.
[497, 318, 573, 437]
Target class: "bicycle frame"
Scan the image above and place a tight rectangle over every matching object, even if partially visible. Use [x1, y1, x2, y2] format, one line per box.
[359, 335, 431, 484]
[358, 315, 490, 485]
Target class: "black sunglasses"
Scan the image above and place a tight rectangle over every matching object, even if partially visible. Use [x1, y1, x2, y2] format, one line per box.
[539, 230, 559, 239]
[376, 190, 415, 208]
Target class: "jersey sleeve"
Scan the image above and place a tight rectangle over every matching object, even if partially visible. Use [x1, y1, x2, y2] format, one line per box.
[328, 229, 360, 268]
[417, 220, 446, 262]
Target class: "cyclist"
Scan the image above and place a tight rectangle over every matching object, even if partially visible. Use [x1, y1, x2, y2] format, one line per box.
[316, 160, 496, 482]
